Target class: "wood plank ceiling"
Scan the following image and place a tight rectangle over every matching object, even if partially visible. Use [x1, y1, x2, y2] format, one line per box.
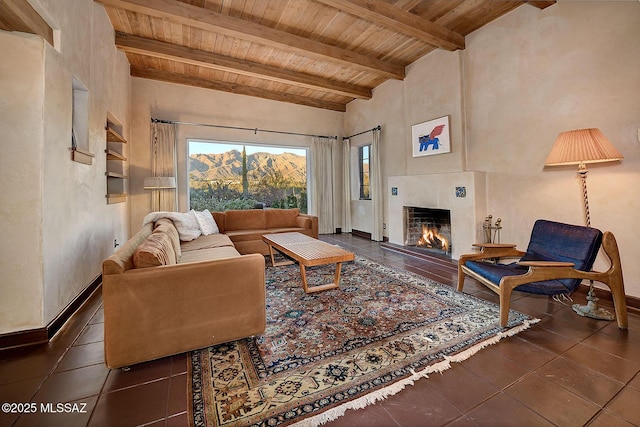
[93, 0, 555, 112]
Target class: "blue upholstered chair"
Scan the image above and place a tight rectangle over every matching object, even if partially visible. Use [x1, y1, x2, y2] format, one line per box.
[457, 220, 627, 328]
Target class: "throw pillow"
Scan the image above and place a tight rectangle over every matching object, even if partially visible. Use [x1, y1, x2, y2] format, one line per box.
[181, 210, 202, 241]
[193, 209, 219, 235]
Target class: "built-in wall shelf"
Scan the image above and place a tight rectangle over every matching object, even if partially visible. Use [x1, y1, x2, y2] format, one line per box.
[105, 114, 127, 204]
[105, 171, 127, 179]
[105, 149, 127, 161]
[106, 127, 126, 143]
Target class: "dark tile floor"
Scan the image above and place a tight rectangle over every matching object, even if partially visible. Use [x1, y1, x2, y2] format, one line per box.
[1, 233, 639, 426]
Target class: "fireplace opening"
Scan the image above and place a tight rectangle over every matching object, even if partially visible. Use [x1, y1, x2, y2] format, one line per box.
[403, 207, 451, 256]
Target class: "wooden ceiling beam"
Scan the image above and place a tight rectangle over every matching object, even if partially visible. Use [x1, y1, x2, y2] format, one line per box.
[316, 0, 464, 51]
[527, 1, 556, 10]
[130, 65, 348, 112]
[0, 0, 53, 45]
[97, 0, 405, 80]
[116, 32, 372, 100]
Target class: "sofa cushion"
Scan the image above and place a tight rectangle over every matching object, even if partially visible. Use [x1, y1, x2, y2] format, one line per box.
[224, 209, 266, 231]
[133, 231, 178, 268]
[296, 216, 311, 229]
[264, 227, 309, 235]
[519, 219, 602, 293]
[193, 209, 220, 235]
[180, 233, 235, 252]
[464, 260, 573, 295]
[154, 218, 181, 258]
[521, 220, 602, 271]
[223, 229, 271, 242]
[179, 246, 241, 263]
[265, 208, 299, 228]
[211, 212, 225, 233]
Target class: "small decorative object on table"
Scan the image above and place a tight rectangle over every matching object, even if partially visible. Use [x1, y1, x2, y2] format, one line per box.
[482, 215, 502, 243]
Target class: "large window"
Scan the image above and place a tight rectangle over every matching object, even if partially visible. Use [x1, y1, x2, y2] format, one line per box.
[188, 141, 308, 212]
[358, 145, 370, 200]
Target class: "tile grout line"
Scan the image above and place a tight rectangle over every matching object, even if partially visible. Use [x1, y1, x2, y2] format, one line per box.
[501, 331, 624, 425]
[13, 299, 103, 426]
[583, 370, 640, 426]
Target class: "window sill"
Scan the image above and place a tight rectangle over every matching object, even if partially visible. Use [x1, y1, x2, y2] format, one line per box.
[71, 147, 95, 165]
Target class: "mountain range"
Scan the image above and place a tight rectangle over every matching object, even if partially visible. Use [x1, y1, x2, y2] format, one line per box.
[189, 149, 306, 183]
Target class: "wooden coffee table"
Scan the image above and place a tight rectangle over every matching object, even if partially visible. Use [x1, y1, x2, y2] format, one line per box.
[262, 232, 355, 293]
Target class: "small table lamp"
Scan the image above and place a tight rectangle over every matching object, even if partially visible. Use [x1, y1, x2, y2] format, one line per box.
[143, 176, 176, 212]
[545, 128, 623, 320]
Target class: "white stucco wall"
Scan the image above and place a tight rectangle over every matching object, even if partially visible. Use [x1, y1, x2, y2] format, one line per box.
[464, 1, 640, 296]
[344, 1, 640, 297]
[404, 49, 466, 175]
[0, 1, 131, 334]
[344, 49, 466, 235]
[0, 33, 45, 331]
[129, 79, 344, 232]
[40, 3, 131, 325]
[344, 78, 407, 234]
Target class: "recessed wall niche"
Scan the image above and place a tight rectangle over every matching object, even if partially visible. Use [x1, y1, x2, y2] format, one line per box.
[70, 76, 94, 165]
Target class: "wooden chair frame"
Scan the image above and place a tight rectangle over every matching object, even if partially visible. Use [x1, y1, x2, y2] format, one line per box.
[457, 231, 627, 329]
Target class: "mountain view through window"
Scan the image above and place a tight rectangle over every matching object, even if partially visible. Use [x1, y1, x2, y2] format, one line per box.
[188, 141, 308, 213]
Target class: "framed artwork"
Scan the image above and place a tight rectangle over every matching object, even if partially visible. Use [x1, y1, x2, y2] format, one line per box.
[411, 116, 451, 157]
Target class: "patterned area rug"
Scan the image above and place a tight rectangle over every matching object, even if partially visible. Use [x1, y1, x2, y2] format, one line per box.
[189, 255, 537, 427]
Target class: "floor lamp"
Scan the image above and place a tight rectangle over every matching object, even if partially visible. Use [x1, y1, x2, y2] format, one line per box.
[545, 128, 623, 320]
[143, 176, 176, 212]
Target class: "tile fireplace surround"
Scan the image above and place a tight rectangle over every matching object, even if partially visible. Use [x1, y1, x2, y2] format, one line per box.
[388, 172, 487, 260]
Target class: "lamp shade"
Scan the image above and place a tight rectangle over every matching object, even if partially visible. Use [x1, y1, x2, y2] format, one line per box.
[143, 176, 176, 189]
[545, 128, 623, 166]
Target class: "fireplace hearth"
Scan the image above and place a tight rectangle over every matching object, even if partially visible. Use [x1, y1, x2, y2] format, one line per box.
[403, 206, 451, 256]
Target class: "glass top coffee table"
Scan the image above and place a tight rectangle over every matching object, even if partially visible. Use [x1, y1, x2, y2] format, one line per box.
[262, 232, 355, 293]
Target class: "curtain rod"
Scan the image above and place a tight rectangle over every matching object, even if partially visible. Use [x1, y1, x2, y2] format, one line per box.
[151, 118, 337, 140]
[343, 125, 381, 140]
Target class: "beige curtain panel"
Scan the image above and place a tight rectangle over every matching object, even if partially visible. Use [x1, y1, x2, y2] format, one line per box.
[371, 127, 383, 241]
[311, 136, 335, 234]
[150, 122, 178, 212]
[342, 138, 352, 234]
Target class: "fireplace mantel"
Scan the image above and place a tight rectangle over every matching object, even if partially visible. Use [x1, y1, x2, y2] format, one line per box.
[388, 172, 487, 260]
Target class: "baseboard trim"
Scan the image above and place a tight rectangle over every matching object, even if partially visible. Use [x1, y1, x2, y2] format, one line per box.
[0, 274, 102, 350]
[351, 229, 371, 240]
[0, 328, 49, 350]
[47, 274, 102, 340]
[350, 229, 388, 242]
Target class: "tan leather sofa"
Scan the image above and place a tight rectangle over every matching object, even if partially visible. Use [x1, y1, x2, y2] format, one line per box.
[212, 208, 318, 254]
[102, 208, 317, 368]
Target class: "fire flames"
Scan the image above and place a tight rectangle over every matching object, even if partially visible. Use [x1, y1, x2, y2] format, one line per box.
[416, 224, 449, 252]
